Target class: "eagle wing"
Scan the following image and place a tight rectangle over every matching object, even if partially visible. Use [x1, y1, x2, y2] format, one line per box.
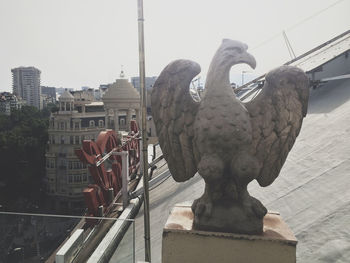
[244, 66, 309, 187]
[151, 59, 201, 182]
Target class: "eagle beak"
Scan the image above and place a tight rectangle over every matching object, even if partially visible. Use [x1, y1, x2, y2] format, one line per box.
[242, 51, 256, 70]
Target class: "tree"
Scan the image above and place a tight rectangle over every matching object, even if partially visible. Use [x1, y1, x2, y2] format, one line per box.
[0, 106, 48, 209]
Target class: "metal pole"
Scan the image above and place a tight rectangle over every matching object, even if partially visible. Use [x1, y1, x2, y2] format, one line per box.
[282, 30, 296, 60]
[137, 0, 151, 261]
[114, 151, 130, 209]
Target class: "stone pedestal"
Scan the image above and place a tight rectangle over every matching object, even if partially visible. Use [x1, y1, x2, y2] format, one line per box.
[162, 202, 297, 263]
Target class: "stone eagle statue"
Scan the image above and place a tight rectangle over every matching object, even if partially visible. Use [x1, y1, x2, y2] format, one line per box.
[151, 39, 309, 234]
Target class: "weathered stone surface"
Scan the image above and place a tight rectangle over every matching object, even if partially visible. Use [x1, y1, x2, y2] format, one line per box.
[151, 39, 309, 234]
[162, 203, 297, 263]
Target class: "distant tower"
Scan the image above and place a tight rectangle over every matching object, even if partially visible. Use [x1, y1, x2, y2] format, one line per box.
[11, 67, 41, 109]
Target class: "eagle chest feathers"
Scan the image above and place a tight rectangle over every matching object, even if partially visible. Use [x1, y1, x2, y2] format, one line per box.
[194, 90, 252, 157]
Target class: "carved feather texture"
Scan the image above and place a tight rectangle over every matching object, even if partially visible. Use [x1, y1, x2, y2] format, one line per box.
[152, 47, 309, 188]
[245, 65, 309, 186]
[151, 59, 201, 182]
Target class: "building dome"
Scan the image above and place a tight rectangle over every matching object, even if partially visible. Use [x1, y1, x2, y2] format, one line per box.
[59, 89, 74, 102]
[102, 77, 141, 132]
[102, 79, 140, 109]
[103, 79, 140, 101]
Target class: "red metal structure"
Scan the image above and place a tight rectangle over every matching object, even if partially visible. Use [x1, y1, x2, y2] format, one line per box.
[75, 120, 140, 222]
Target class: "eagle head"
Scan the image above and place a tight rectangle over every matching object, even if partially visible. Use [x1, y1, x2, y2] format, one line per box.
[219, 39, 257, 69]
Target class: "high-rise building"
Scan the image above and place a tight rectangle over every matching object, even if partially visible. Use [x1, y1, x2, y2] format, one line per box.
[131, 76, 157, 93]
[11, 67, 41, 109]
[131, 76, 157, 112]
[41, 86, 56, 100]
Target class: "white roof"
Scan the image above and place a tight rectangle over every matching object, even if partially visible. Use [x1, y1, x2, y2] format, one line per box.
[289, 31, 350, 72]
[242, 30, 350, 89]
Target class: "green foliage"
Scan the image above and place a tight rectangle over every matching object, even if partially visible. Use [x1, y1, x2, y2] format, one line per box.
[41, 102, 59, 117]
[0, 106, 49, 207]
[48, 102, 59, 113]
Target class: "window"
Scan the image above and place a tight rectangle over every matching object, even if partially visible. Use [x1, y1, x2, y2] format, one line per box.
[75, 136, 80, 144]
[69, 161, 73, 169]
[83, 174, 87, 182]
[120, 118, 125, 126]
[50, 159, 55, 168]
[60, 122, 64, 130]
[74, 175, 82, 183]
[52, 136, 55, 144]
[61, 135, 65, 144]
[74, 162, 81, 169]
[68, 176, 73, 183]
[59, 160, 66, 169]
[70, 136, 74, 144]
[46, 159, 55, 169]
[74, 122, 80, 130]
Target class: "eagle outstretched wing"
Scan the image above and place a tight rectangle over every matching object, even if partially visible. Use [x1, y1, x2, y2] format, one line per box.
[245, 65, 309, 187]
[151, 59, 201, 182]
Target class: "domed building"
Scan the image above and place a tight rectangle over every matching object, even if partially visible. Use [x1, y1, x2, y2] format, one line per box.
[58, 89, 74, 112]
[45, 89, 107, 211]
[103, 73, 140, 131]
[44, 74, 142, 211]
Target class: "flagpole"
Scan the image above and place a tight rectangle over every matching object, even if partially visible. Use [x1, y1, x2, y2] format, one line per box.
[137, 0, 151, 261]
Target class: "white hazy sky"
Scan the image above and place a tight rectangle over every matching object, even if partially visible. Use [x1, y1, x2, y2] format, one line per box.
[0, 0, 349, 91]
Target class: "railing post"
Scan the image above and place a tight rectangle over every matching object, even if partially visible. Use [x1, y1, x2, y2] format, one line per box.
[122, 151, 129, 209]
[114, 151, 130, 209]
[152, 144, 156, 161]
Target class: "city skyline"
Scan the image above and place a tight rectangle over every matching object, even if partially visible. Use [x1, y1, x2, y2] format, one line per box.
[1, 0, 349, 92]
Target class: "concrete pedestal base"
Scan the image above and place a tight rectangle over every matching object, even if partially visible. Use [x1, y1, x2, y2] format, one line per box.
[162, 202, 297, 263]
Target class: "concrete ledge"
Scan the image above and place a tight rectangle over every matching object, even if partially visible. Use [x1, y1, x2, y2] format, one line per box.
[162, 202, 297, 263]
[56, 229, 84, 263]
[87, 200, 138, 263]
